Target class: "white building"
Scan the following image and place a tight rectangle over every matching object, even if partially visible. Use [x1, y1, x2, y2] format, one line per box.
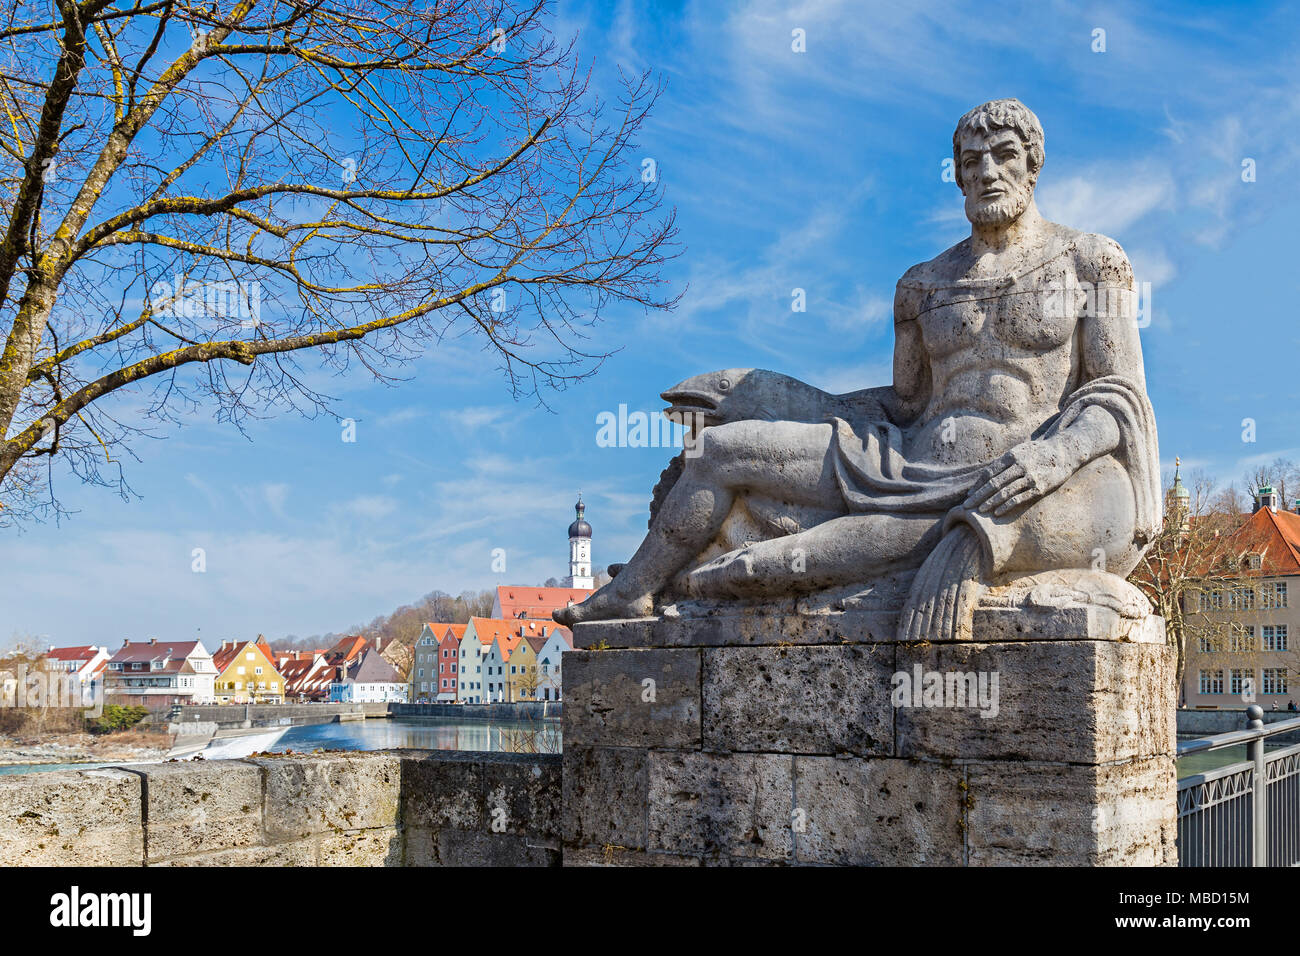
[329, 648, 408, 703]
[534, 628, 573, 702]
[44, 645, 111, 694]
[105, 639, 217, 706]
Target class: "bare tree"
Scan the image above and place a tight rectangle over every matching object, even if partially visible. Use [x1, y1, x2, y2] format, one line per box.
[1242, 457, 1299, 511]
[1210, 483, 1247, 518]
[1128, 470, 1249, 685]
[0, 0, 678, 522]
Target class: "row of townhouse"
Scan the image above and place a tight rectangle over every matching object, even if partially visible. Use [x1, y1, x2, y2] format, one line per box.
[96, 633, 405, 707]
[410, 586, 587, 703]
[411, 617, 574, 703]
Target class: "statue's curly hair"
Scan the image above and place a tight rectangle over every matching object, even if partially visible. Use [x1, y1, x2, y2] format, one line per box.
[952, 98, 1045, 192]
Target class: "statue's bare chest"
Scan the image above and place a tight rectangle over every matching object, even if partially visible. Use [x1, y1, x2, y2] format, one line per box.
[905, 246, 1082, 360]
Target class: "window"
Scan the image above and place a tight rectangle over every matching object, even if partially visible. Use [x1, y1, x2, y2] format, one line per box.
[1229, 587, 1257, 611]
[1264, 668, 1289, 695]
[1262, 582, 1290, 609]
[1200, 670, 1223, 695]
[255, 666, 263, 675]
[1230, 669, 1254, 697]
[1264, 625, 1289, 652]
[1197, 635, 1213, 653]
[1228, 627, 1255, 653]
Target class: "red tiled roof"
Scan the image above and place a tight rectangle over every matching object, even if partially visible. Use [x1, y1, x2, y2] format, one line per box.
[324, 635, 368, 665]
[1219, 507, 1300, 576]
[468, 617, 563, 650]
[495, 586, 593, 621]
[110, 640, 204, 664]
[45, 645, 104, 661]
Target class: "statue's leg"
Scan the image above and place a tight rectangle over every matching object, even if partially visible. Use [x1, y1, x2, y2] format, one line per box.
[683, 511, 944, 599]
[555, 420, 843, 624]
[995, 455, 1140, 578]
[895, 456, 1140, 642]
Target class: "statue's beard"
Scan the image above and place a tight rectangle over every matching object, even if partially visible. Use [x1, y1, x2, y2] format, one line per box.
[965, 180, 1033, 226]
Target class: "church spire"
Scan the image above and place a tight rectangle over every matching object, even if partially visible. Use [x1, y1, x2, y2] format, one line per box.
[567, 493, 593, 588]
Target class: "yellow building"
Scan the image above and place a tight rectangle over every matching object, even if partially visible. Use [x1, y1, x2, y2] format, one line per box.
[212, 638, 285, 704]
[483, 631, 542, 702]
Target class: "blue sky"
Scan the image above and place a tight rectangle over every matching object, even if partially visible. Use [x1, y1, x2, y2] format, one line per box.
[6, 0, 1300, 649]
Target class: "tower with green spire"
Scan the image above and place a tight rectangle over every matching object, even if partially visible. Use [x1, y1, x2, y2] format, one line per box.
[1165, 456, 1190, 536]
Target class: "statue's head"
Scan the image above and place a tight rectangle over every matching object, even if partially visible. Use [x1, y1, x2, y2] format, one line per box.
[952, 98, 1044, 227]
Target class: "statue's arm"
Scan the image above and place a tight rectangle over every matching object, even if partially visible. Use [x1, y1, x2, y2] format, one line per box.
[1059, 234, 1144, 464]
[1076, 233, 1148, 389]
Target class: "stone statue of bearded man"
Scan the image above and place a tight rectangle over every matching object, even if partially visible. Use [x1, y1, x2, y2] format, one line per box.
[557, 98, 1159, 641]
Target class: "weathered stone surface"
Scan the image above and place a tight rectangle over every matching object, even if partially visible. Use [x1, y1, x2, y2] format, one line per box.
[971, 605, 1163, 644]
[152, 840, 317, 866]
[792, 756, 965, 865]
[703, 644, 894, 755]
[0, 768, 142, 866]
[406, 827, 558, 866]
[318, 828, 404, 866]
[647, 752, 792, 861]
[563, 845, 701, 866]
[573, 609, 899, 649]
[135, 759, 264, 861]
[896, 641, 1175, 763]
[400, 751, 561, 838]
[562, 746, 647, 850]
[966, 757, 1176, 866]
[250, 752, 401, 841]
[564, 649, 700, 748]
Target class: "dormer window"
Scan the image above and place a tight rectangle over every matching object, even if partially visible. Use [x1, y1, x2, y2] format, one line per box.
[1247, 553, 1263, 570]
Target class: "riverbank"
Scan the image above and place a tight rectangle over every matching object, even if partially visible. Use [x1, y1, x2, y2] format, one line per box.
[0, 730, 172, 767]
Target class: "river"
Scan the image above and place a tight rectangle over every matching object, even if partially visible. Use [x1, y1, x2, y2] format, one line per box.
[0, 716, 561, 775]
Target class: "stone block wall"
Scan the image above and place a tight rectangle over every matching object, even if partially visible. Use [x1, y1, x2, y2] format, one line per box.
[0, 750, 561, 866]
[563, 608, 1178, 866]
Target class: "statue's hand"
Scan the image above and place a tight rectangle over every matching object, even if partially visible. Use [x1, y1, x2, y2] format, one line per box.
[963, 438, 1080, 518]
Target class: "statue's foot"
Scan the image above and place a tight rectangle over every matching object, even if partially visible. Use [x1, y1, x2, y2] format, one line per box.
[553, 587, 654, 625]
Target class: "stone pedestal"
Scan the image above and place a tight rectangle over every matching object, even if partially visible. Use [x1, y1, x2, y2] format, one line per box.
[561, 604, 1177, 866]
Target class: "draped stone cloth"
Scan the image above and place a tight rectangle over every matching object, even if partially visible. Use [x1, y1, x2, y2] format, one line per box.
[826, 373, 1160, 640]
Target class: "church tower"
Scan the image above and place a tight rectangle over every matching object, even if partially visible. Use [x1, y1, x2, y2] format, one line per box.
[1165, 456, 1190, 538]
[567, 495, 593, 589]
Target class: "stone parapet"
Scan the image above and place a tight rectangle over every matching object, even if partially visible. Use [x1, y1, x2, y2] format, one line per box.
[562, 607, 1177, 866]
[0, 750, 562, 867]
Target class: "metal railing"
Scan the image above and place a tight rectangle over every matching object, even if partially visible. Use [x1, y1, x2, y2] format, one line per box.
[1176, 704, 1300, 866]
